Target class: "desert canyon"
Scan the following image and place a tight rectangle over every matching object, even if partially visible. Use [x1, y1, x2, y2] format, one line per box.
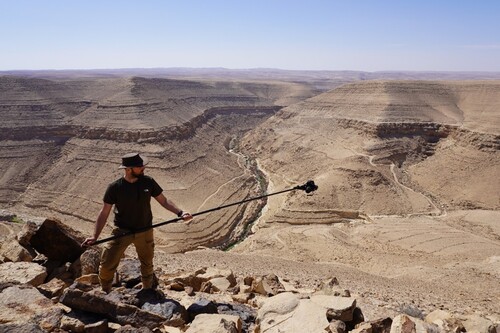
[0, 69, 499, 332]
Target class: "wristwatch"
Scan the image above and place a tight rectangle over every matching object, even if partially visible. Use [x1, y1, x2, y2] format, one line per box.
[177, 210, 184, 217]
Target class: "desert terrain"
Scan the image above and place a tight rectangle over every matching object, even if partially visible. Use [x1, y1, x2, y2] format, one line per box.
[0, 70, 499, 325]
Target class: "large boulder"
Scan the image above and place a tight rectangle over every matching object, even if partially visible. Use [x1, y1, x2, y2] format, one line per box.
[60, 285, 188, 329]
[0, 261, 47, 286]
[29, 218, 86, 263]
[257, 292, 358, 333]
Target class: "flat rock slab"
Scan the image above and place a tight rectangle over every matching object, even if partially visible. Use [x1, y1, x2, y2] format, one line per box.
[0, 285, 62, 325]
[60, 286, 187, 330]
[0, 261, 47, 286]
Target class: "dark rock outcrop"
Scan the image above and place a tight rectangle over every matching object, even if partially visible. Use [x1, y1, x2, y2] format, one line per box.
[29, 218, 86, 263]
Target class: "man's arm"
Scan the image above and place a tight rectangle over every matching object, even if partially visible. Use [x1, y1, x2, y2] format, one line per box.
[82, 203, 113, 246]
[154, 193, 192, 221]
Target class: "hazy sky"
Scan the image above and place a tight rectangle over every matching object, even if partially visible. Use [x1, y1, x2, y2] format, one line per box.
[1, 0, 499, 71]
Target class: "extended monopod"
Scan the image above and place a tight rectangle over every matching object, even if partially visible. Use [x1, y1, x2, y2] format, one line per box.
[90, 180, 318, 246]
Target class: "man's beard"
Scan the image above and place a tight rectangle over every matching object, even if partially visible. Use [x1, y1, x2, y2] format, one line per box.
[131, 169, 145, 179]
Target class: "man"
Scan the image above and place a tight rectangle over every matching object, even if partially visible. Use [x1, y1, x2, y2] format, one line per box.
[82, 152, 192, 293]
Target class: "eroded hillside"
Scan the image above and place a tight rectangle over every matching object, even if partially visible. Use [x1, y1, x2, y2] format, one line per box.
[0, 75, 317, 250]
[234, 80, 500, 315]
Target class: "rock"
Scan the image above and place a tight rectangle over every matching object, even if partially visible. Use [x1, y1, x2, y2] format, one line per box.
[29, 218, 86, 263]
[462, 314, 496, 333]
[84, 319, 109, 333]
[326, 319, 347, 333]
[136, 289, 188, 327]
[390, 314, 437, 333]
[351, 322, 374, 333]
[0, 322, 46, 332]
[425, 310, 465, 332]
[185, 286, 195, 296]
[0, 238, 35, 262]
[425, 309, 452, 323]
[115, 324, 153, 332]
[200, 280, 214, 293]
[75, 273, 100, 286]
[351, 318, 393, 333]
[257, 292, 300, 319]
[141, 300, 188, 327]
[313, 295, 357, 322]
[185, 314, 241, 333]
[257, 292, 358, 333]
[0, 261, 47, 286]
[390, 314, 416, 333]
[217, 303, 256, 333]
[252, 274, 284, 296]
[17, 220, 39, 247]
[60, 315, 85, 332]
[108, 322, 122, 331]
[210, 276, 232, 292]
[198, 267, 237, 287]
[165, 271, 205, 291]
[370, 317, 393, 333]
[319, 277, 340, 294]
[243, 276, 253, 286]
[37, 307, 67, 332]
[0, 285, 63, 326]
[36, 277, 69, 298]
[163, 325, 183, 333]
[117, 258, 142, 288]
[231, 293, 253, 304]
[60, 287, 170, 330]
[168, 281, 185, 291]
[79, 247, 102, 275]
[187, 298, 218, 321]
[116, 258, 158, 288]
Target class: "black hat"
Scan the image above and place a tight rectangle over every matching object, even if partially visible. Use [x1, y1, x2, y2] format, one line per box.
[119, 153, 149, 169]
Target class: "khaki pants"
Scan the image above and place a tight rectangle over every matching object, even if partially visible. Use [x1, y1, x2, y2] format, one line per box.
[99, 228, 155, 289]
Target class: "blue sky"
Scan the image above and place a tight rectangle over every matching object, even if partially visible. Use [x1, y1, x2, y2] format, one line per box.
[1, 0, 499, 71]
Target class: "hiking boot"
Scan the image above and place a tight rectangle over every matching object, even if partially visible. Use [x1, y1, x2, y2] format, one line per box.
[101, 282, 112, 293]
[141, 274, 158, 290]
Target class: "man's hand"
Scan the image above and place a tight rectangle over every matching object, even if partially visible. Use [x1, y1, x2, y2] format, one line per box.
[81, 237, 97, 247]
[180, 212, 193, 223]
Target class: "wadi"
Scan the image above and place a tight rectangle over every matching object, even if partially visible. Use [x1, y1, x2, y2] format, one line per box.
[0, 69, 499, 332]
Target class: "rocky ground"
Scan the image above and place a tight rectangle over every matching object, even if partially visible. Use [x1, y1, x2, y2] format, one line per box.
[1, 217, 498, 332]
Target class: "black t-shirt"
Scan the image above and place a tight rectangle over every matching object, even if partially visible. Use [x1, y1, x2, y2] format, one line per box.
[103, 176, 163, 230]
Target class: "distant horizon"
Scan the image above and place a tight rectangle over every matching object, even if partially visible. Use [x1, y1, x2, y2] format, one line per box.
[1, 1, 499, 71]
[2, 66, 500, 74]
